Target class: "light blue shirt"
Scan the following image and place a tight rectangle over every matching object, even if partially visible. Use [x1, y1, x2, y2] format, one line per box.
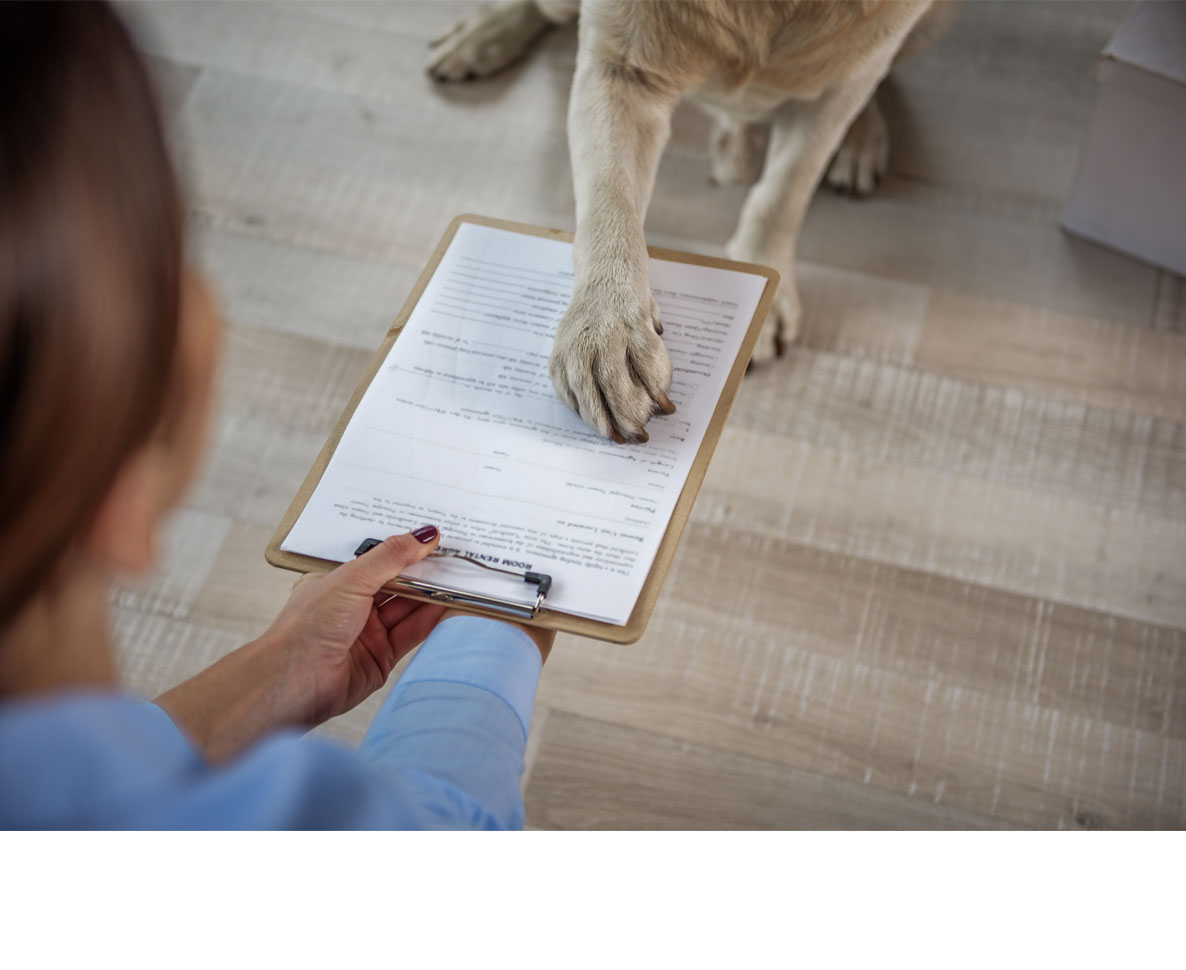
[0, 616, 542, 830]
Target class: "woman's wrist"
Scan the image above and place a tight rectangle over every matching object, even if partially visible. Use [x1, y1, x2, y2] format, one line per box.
[156, 633, 304, 763]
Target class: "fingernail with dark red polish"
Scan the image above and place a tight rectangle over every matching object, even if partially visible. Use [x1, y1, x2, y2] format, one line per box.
[412, 525, 439, 543]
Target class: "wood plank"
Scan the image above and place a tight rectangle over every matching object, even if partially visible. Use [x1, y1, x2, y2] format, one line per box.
[182, 112, 571, 263]
[536, 524, 1186, 828]
[695, 424, 1186, 629]
[524, 711, 1021, 830]
[894, 1, 1129, 125]
[521, 707, 552, 797]
[112, 608, 243, 699]
[734, 348, 1186, 522]
[680, 524, 1185, 741]
[180, 68, 544, 185]
[188, 145, 442, 264]
[878, 78, 1088, 209]
[194, 226, 421, 350]
[110, 508, 231, 622]
[281, 0, 477, 39]
[1154, 272, 1186, 334]
[794, 263, 931, 364]
[126, 0, 574, 135]
[188, 413, 328, 530]
[797, 187, 1159, 329]
[915, 289, 1186, 422]
[216, 324, 370, 435]
[189, 522, 296, 640]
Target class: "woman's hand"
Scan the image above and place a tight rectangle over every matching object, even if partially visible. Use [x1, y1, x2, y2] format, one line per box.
[157, 528, 447, 762]
[259, 528, 448, 725]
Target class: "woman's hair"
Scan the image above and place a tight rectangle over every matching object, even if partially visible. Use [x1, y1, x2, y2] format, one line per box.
[0, 2, 184, 630]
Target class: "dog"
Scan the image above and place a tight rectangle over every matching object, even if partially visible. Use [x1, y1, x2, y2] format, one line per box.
[428, 0, 957, 442]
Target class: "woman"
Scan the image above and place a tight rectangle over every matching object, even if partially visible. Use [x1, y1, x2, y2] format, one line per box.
[0, 1, 553, 829]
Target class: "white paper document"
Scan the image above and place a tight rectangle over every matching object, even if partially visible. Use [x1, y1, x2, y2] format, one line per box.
[281, 222, 766, 624]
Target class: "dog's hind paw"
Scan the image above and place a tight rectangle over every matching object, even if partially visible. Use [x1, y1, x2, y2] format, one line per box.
[824, 95, 888, 198]
[427, 1, 552, 82]
[708, 117, 769, 186]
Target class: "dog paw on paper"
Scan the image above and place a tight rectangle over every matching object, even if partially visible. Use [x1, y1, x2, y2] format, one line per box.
[549, 285, 674, 443]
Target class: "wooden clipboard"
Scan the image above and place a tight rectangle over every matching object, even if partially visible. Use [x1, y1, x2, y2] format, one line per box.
[266, 214, 779, 644]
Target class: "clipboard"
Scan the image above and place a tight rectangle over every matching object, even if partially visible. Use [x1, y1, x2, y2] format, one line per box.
[266, 214, 779, 644]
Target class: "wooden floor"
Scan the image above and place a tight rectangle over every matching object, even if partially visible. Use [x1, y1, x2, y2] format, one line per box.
[114, 0, 1186, 829]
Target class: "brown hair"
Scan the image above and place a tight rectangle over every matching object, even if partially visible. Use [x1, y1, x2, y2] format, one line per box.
[0, 1, 184, 630]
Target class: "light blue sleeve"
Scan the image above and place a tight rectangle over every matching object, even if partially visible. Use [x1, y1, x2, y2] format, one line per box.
[0, 616, 543, 830]
[356, 615, 543, 829]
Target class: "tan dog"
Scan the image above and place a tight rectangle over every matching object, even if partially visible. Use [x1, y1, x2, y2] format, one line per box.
[429, 0, 956, 442]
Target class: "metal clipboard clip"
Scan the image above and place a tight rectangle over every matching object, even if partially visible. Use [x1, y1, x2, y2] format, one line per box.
[354, 538, 552, 620]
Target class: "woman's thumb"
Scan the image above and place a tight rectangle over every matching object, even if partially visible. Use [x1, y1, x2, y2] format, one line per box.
[339, 527, 440, 593]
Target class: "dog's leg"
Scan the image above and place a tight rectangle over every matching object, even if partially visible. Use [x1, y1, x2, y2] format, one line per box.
[548, 49, 682, 442]
[823, 93, 887, 197]
[727, 70, 892, 364]
[427, 0, 578, 82]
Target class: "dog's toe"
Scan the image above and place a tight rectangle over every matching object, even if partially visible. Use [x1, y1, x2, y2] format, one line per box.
[708, 118, 769, 186]
[747, 318, 781, 367]
[748, 285, 800, 368]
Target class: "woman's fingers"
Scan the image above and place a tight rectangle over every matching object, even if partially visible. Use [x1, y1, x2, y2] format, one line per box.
[340, 528, 441, 596]
[386, 602, 448, 654]
[375, 592, 421, 627]
[375, 593, 448, 646]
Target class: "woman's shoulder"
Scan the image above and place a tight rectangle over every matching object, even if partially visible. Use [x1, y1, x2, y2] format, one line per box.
[0, 691, 199, 829]
[0, 688, 514, 830]
[0, 690, 446, 830]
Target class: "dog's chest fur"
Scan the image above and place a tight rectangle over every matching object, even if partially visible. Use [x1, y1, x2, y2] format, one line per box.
[587, 0, 930, 119]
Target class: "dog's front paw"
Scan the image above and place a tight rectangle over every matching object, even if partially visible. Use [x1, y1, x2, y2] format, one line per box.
[549, 290, 675, 442]
[427, 1, 550, 82]
[824, 96, 888, 198]
[748, 285, 801, 366]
